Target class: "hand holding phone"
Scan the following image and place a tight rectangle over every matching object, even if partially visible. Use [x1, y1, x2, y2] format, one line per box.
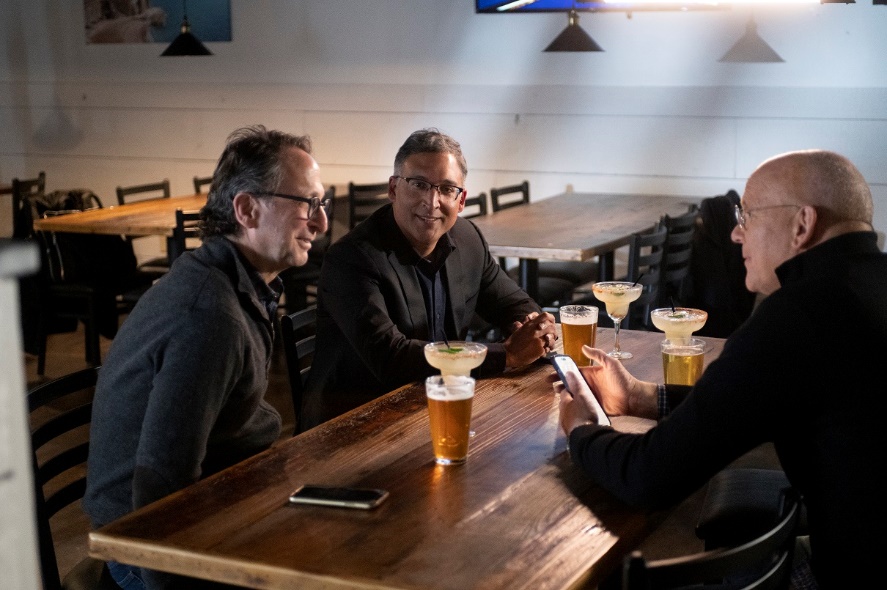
[289, 485, 389, 510]
[551, 354, 610, 426]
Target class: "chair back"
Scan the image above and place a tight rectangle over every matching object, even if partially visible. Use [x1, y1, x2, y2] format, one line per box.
[348, 181, 390, 229]
[193, 175, 213, 194]
[12, 171, 46, 238]
[280, 305, 317, 435]
[461, 192, 489, 219]
[116, 179, 170, 206]
[28, 367, 116, 590]
[623, 490, 800, 590]
[490, 181, 529, 212]
[168, 209, 202, 263]
[660, 205, 700, 308]
[624, 223, 667, 330]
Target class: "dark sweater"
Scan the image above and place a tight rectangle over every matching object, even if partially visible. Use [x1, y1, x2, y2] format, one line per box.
[569, 232, 887, 589]
[85, 236, 281, 532]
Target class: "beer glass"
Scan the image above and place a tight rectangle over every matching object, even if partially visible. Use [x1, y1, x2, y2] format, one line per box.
[661, 338, 705, 386]
[425, 375, 475, 465]
[559, 305, 598, 367]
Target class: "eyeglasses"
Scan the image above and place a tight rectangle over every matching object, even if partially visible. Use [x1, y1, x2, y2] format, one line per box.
[254, 192, 332, 219]
[393, 176, 464, 201]
[734, 203, 801, 230]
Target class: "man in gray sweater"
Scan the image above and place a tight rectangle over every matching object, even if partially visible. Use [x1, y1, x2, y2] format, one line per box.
[84, 125, 329, 589]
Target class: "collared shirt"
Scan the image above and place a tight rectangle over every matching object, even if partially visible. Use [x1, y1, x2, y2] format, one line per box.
[414, 234, 457, 342]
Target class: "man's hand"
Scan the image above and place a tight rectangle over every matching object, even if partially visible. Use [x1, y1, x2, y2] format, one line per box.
[555, 370, 606, 435]
[504, 312, 557, 368]
[577, 346, 659, 420]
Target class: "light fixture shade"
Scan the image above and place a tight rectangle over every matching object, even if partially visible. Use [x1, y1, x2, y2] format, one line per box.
[161, 15, 212, 56]
[544, 10, 604, 52]
[719, 18, 783, 63]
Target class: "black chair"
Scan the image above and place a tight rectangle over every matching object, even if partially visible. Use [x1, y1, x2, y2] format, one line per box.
[12, 171, 46, 239]
[167, 209, 202, 263]
[348, 181, 389, 229]
[623, 490, 800, 590]
[116, 179, 172, 278]
[193, 175, 212, 194]
[623, 223, 668, 330]
[659, 205, 700, 309]
[461, 192, 488, 219]
[696, 468, 807, 552]
[280, 305, 317, 435]
[490, 181, 530, 212]
[280, 186, 335, 312]
[28, 366, 118, 590]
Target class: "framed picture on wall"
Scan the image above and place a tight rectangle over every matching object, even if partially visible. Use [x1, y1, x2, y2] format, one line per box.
[84, 0, 232, 44]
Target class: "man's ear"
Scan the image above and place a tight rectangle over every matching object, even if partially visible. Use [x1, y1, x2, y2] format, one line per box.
[792, 205, 818, 250]
[232, 192, 261, 229]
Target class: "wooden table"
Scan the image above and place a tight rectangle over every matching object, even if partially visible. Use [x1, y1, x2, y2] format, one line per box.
[471, 193, 700, 300]
[31, 193, 206, 237]
[89, 329, 726, 590]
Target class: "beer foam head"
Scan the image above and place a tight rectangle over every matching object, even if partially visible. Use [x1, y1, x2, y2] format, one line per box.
[426, 375, 475, 401]
[559, 305, 598, 324]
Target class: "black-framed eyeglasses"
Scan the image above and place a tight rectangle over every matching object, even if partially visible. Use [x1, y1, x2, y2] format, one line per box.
[393, 176, 465, 201]
[734, 203, 801, 230]
[254, 192, 331, 219]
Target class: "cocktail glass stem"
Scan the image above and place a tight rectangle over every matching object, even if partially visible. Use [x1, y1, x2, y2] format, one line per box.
[609, 316, 633, 360]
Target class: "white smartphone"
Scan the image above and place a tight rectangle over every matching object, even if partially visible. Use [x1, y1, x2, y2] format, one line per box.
[551, 354, 611, 426]
[289, 485, 389, 510]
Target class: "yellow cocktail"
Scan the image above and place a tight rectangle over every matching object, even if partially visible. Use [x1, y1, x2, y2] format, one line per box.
[650, 308, 708, 345]
[424, 342, 488, 376]
[591, 281, 643, 360]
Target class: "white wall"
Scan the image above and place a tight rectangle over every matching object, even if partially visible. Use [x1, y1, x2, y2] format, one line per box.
[2, 0, 886, 239]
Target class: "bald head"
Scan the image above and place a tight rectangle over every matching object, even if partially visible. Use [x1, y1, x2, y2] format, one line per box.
[752, 149, 873, 231]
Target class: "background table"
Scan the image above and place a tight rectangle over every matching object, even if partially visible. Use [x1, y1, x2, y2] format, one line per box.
[90, 329, 725, 590]
[471, 193, 701, 299]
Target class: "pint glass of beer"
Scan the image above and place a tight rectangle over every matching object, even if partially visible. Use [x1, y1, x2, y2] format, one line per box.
[559, 305, 598, 367]
[661, 338, 705, 386]
[425, 375, 475, 465]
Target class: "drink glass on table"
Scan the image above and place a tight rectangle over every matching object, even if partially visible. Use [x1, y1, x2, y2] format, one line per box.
[559, 305, 598, 367]
[425, 375, 475, 465]
[591, 281, 643, 360]
[423, 342, 488, 376]
[650, 307, 708, 346]
[661, 338, 705, 386]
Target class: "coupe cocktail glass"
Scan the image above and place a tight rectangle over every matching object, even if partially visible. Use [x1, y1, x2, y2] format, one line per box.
[423, 342, 488, 376]
[591, 281, 643, 360]
[650, 307, 708, 346]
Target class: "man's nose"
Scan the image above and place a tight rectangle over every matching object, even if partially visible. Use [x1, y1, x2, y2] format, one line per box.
[730, 223, 743, 244]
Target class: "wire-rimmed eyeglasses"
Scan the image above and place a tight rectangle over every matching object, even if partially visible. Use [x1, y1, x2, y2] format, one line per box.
[393, 176, 464, 201]
[734, 203, 801, 230]
[255, 192, 332, 219]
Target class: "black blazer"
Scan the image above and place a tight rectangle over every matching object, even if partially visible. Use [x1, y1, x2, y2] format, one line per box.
[302, 204, 540, 429]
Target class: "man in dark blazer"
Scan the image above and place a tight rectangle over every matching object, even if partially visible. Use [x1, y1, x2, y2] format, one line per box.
[303, 128, 556, 429]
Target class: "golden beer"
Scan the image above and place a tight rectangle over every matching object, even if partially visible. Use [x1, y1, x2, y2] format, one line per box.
[425, 376, 475, 465]
[559, 305, 598, 367]
[661, 338, 705, 386]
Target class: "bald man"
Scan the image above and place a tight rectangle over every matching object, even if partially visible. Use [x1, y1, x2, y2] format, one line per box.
[557, 150, 885, 588]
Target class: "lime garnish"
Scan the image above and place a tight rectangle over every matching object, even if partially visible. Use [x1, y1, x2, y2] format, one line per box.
[668, 311, 688, 319]
[441, 347, 464, 354]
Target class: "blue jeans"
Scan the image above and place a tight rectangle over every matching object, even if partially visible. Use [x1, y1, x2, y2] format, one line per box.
[107, 561, 147, 590]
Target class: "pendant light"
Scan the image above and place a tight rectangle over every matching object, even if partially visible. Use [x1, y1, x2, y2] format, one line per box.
[719, 15, 783, 63]
[544, 9, 604, 52]
[161, 0, 212, 57]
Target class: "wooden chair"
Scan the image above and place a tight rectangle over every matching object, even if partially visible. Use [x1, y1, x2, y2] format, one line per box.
[280, 305, 317, 435]
[623, 490, 800, 590]
[116, 179, 172, 277]
[659, 205, 700, 309]
[115, 179, 170, 206]
[193, 175, 213, 194]
[348, 181, 389, 229]
[28, 367, 118, 590]
[490, 181, 529, 212]
[461, 192, 488, 219]
[167, 209, 202, 263]
[12, 171, 46, 238]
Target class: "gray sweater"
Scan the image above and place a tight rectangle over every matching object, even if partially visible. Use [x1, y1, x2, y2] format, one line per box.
[84, 235, 281, 534]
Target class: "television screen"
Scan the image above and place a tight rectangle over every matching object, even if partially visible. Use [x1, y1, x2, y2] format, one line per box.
[476, 0, 727, 12]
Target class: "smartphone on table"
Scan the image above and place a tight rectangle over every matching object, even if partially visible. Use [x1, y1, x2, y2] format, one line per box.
[289, 485, 389, 510]
[551, 354, 611, 426]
